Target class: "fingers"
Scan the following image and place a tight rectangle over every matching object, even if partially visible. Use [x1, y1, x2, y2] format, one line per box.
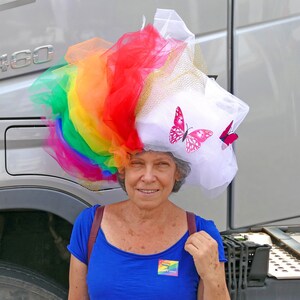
[185, 231, 218, 251]
[184, 231, 221, 278]
[184, 231, 219, 262]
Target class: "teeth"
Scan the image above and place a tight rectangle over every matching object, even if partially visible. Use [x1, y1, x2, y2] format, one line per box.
[139, 189, 158, 194]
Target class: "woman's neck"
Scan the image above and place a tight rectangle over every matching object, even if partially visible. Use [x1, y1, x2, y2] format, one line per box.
[120, 199, 181, 227]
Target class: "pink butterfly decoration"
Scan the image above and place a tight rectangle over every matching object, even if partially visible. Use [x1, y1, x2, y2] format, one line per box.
[169, 106, 213, 153]
[219, 120, 238, 149]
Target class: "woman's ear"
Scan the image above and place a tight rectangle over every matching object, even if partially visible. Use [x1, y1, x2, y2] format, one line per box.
[175, 168, 181, 182]
[118, 167, 125, 179]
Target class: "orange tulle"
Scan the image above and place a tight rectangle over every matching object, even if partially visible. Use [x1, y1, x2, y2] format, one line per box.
[65, 39, 113, 156]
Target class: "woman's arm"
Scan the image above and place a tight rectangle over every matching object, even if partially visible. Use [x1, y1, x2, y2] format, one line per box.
[68, 254, 89, 300]
[185, 231, 230, 300]
[197, 263, 230, 300]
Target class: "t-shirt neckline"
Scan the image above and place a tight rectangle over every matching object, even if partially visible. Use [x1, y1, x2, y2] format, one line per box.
[99, 228, 189, 259]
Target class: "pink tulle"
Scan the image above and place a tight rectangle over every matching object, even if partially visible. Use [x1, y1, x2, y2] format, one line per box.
[46, 121, 117, 181]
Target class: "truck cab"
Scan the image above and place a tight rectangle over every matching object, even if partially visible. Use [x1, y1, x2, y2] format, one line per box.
[1, 1, 300, 299]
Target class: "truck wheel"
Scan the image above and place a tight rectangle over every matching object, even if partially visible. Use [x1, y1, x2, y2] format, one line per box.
[0, 261, 68, 299]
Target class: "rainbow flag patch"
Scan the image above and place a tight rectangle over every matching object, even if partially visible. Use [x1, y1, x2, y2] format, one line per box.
[158, 259, 179, 277]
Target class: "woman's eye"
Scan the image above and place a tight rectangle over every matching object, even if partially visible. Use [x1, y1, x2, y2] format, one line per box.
[130, 161, 143, 166]
[157, 162, 169, 167]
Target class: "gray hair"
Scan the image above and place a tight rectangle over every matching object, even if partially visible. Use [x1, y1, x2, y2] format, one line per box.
[117, 152, 191, 193]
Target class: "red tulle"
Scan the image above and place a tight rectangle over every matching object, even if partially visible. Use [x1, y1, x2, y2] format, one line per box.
[103, 25, 184, 152]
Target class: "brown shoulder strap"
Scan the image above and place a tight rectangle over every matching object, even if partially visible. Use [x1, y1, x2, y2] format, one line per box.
[187, 211, 196, 235]
[88, 205, 105, 263]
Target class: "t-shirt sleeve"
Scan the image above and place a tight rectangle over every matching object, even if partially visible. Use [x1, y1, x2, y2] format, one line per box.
[67, 205, 99, 265]
[195, 216, 227, 263]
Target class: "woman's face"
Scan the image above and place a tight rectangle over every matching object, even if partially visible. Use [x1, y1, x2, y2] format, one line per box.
[121, 151, 180, 209]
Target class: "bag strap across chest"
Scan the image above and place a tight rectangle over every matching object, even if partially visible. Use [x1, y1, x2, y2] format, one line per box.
[87, 206, 105, 262]
[87, 206, 196, 263]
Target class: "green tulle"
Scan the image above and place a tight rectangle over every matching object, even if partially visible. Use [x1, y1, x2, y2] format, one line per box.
[30, 59, 116, 173]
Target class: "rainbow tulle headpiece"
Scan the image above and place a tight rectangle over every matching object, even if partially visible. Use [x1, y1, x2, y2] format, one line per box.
[30, 9, 249, 196]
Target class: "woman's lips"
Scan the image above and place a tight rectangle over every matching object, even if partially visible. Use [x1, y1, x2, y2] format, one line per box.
[137, 189, 159, 194]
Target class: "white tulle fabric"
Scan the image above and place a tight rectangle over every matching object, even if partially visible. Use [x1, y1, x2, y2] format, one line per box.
[136, 9, 249, 197]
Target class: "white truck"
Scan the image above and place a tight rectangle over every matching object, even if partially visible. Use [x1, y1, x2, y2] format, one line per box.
[1, 0, 300, 299]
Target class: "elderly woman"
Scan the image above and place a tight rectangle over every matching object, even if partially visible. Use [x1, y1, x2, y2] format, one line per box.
[68, 151, 229, 299]
[30, 9, 248, 300]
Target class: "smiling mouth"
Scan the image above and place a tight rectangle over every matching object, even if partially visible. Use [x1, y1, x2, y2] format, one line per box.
[137, 189, 159, 194]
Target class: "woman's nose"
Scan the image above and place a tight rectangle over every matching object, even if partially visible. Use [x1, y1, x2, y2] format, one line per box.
[141, 166, 156, 182]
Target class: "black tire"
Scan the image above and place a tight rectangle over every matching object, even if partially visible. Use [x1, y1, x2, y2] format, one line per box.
[0, 261, 68, 299]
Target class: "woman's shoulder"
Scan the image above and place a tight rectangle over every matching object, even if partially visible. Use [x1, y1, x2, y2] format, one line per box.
[194, 214, 215, 227]
[194, 214, 221, 238]
[73, 204, 101, 228]
[67, 205, 101, 265]
[194, 213, 227, 262]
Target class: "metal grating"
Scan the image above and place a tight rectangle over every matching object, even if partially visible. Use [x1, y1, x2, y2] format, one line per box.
[245, 232, 300, 279]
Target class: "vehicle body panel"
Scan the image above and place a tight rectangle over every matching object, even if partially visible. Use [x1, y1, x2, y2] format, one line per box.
[233, 0, 300, 228]
[0, 0, 228, 228]
[1, 0, 300, 230]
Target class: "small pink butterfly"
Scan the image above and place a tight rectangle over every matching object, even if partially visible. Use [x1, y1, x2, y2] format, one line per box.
[219, 120, 238, 149]
[169, 106, 213, 153]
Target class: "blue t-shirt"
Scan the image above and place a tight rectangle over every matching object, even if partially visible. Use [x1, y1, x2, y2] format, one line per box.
[68, 205, 226, 300]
